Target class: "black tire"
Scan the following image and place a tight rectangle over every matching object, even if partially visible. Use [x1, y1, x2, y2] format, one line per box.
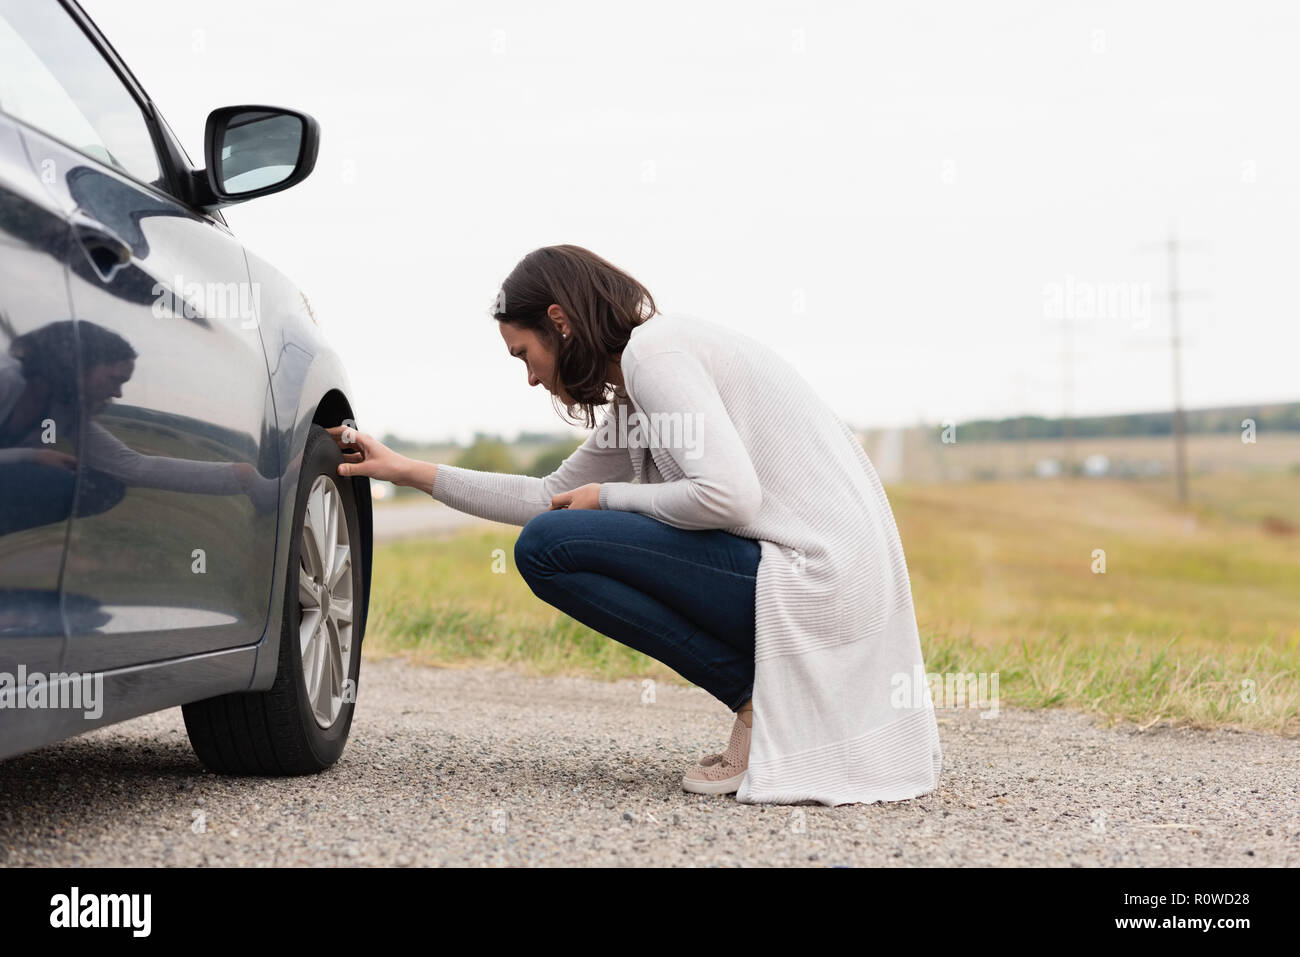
[182, 424, 366, 774]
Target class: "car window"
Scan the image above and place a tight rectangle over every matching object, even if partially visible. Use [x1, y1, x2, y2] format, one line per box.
[0, 0, 163, 188]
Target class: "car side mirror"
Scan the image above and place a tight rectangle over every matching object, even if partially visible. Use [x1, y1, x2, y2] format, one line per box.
[196, 105, 320, 210]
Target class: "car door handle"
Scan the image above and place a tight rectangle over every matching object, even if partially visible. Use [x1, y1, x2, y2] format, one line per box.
[71, 212, 133, 282]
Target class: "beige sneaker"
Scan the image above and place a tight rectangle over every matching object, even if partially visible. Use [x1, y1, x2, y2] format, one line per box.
[682, 713, 750, 795]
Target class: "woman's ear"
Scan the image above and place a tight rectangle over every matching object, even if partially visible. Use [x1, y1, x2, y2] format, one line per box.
[546, 304, 570, 339]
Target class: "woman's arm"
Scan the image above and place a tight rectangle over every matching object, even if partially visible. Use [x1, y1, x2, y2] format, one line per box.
[410, 421, 635, 526]
[79, 419, 245, 494]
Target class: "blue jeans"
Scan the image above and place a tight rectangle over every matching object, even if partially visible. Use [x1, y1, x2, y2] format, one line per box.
[514, 508, 760, 712]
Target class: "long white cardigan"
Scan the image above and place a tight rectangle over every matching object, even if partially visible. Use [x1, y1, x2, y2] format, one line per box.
[431, 311, 943, 806]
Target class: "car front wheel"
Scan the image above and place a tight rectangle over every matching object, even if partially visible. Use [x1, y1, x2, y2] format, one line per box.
[182, 423, 365, 774]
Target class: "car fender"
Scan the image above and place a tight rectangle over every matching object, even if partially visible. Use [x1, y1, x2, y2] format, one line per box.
[243, 251, 373, 691]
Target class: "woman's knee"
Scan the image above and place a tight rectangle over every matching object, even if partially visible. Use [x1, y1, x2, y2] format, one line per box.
[514, 509, 569, 577]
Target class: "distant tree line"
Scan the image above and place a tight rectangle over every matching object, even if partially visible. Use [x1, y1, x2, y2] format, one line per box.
[947, 402, 1300, 442]
[452, 436, 584, 477]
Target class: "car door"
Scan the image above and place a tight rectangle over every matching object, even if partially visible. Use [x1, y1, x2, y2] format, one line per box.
[0, 108, 78, 680]
[0, 0, 280, 673]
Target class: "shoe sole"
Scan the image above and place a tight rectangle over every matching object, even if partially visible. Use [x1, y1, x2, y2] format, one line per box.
[681, 767, 746, 795]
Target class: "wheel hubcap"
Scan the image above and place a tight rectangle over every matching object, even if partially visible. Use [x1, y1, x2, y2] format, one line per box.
[298, 475, 354, 728]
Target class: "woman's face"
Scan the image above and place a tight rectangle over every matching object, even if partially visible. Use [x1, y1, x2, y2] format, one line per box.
[499, 320, 573, 404]
[84, 359, 133, 412]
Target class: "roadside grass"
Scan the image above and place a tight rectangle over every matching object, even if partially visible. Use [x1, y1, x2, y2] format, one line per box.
[365, 473, 1300, 734]
[365, 529, 677, 683]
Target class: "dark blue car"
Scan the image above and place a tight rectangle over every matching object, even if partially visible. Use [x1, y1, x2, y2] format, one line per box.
[0, 0, 372, 772]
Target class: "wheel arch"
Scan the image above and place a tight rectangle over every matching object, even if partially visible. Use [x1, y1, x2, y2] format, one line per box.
[248, 384, 373, 692]
[313, 389, 373, 668]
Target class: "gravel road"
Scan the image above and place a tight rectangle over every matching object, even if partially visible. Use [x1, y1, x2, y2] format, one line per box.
[1, 656, 1296, 866]
[372, 499, 509, 543]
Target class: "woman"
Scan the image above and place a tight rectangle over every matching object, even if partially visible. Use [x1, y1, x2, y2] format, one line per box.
[331, 244, 943, 806]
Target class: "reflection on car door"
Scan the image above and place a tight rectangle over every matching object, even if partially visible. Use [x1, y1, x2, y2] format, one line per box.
[1, 0, 280, 673]
[0, 112, 77, 679]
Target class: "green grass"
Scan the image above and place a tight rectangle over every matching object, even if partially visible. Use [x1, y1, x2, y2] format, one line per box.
[365, 472, 1300, 735]
[366, 530, 686, 684]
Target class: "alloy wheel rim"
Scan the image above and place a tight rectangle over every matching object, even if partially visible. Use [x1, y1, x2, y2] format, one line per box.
[298, 474, 354, 728]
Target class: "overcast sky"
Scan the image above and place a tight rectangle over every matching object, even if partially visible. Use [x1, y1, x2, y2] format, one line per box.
[81, 0, 1300, 445]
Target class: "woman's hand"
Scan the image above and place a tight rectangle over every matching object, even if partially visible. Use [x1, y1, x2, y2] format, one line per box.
[30, 449, 77, 471]
[232, 461, 257, 489]
[549, 483, 602, 510]
[326, 424, 411, 485]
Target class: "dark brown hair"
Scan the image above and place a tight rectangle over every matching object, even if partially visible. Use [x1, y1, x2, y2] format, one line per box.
[490, 244, 657, 429]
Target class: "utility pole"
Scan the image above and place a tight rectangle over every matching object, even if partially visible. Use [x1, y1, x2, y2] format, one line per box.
[1062, 311, 1075, 479]
[1166, 231, 1188, 504]
[1138, 226, 1210, 507]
